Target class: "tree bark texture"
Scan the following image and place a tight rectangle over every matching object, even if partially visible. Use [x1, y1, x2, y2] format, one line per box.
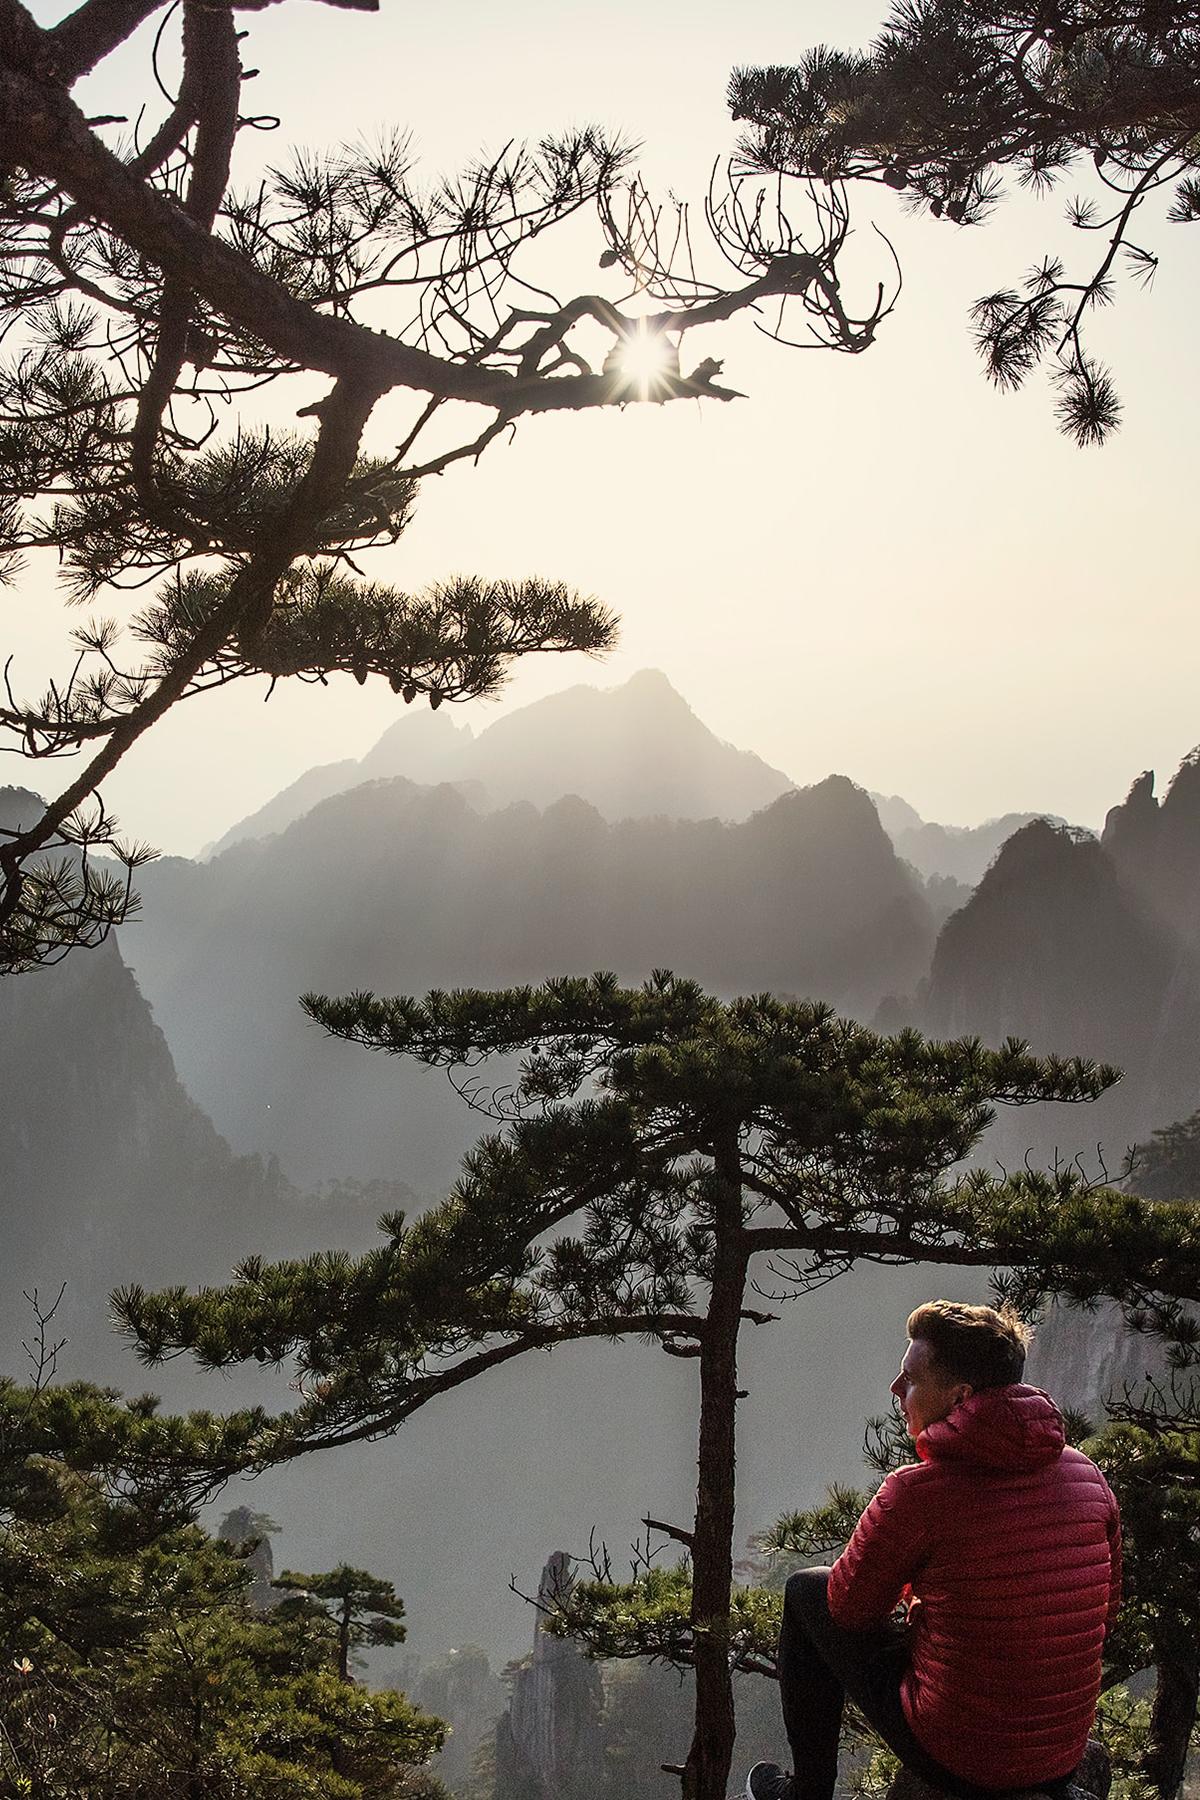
[684, 1139, 749, 1800]
[1146, 1636, 1200, 1800]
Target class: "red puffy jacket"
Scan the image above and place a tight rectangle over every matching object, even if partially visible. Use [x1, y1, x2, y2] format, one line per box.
[827, 1384, 1121, 1789]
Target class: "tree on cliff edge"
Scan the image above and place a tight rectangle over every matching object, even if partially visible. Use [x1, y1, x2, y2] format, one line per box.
[273, 1563, 408, 1683]
[731, 2, 1200, 443]
[115, 973, 1200, 1800]
[0, 0, 891, 973]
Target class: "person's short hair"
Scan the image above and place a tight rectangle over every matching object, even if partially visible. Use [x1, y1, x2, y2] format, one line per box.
[906, 1299, 1030, 1391]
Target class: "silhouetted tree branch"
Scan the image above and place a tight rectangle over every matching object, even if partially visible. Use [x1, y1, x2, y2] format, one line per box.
[0, 0, 893, 969]
[731, 2, 1200, 442]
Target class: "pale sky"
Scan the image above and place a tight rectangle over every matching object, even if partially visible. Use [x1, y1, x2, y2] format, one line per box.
[9, 0, 1200, 853]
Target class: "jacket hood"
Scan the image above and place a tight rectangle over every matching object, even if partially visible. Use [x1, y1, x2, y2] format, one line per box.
[916, 1383, 1066, 1472]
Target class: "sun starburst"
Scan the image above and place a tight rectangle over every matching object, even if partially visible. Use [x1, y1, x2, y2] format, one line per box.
[606, 322, 681, 400]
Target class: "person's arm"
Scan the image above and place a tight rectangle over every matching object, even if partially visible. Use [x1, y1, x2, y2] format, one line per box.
[827, 1467, 931, 1630]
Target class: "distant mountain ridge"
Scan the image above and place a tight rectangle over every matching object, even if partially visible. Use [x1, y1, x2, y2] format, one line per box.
[128, 771, 937, 1189]
[0, 885, 275, 1377]
[871, 794, 1071, 886]
[0, 786, 413, 1378]
[205, 670, 795, 856]
[207, 672, 1083, 900]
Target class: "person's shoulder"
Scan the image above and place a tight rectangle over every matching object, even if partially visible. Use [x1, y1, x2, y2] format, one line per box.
[875, 1460, 935, 1504]
[866, 1460, 952, 1539]
[1058, 1444, 1104, 1474]
[1050, 1446, 1120, 1515]
[886, 1459, 925, 1483]
[1057, 1445, 1116, 1488]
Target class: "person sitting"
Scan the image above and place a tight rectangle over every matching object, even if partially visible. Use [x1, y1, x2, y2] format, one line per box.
[747, 1299, 1122, 1800]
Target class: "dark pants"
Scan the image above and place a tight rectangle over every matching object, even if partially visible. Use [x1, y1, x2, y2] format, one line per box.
[778, 1569, 1077, 1800]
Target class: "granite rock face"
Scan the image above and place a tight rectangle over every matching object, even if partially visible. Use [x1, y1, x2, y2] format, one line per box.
[1103, 756, 1200, 947]
[415, 1646, 506, 1793]
[0, 921, 291, 1380]
[912, 805, 1200, 1171]
[495, 1554, 604, 1800]
[1025, 1302, 1169, 1418]
[218, 1507, 279, 1613]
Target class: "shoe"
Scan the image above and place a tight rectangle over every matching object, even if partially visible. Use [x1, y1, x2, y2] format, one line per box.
[746, 1763, 795, 1800]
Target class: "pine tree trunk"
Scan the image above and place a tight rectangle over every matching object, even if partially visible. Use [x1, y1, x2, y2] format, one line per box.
[186, 1686, 205, 1800]
[1145, 1636, 1200, 1800]
[683, 1146, 748, 1800]
[339, 1598, 352, 1682]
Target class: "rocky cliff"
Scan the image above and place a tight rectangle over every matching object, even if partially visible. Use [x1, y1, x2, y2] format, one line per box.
[911, 812, 1200, 1169]
[1103, 755, 1200, 947]
[489, 1554, 788, 1800]
[495, 1555, 605, 1800]
[0, 924, 292, 1379]
[909, 762, 1200, 1417]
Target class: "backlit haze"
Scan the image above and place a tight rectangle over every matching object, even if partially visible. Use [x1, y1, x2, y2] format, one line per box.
[12, 0, 1200, 854]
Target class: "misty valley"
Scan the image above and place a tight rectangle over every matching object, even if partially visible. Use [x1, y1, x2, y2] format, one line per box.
[4, 672, 1199, 1800]
[5, 0, 1200, 1790]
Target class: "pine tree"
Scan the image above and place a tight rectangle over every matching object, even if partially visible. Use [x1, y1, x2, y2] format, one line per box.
[114, 973, 1200, 1800]
[1085, 1377, 1200, 1797]
[1132, 1109, 1200, 1202]
[0, 1375, 445, 1796]
[730, 2, 1200, 444]
[274, 1565, 408, 1682]
[0, 0, 887, 972]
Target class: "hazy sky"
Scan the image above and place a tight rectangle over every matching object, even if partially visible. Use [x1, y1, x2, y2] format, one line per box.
[10, 0, 1200, 853]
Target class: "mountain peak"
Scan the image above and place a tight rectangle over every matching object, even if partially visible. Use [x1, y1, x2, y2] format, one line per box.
[357, 705, 474, 782]
[0, 784, 46, 833]
[207, 670, 796, 850]
[981, 816, 1092, 886]
[621, 666, 676, 695]
[1102, 749, 1200, 942]
[454, 670, 793, 820]
[1162, 747, 1200, 816]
